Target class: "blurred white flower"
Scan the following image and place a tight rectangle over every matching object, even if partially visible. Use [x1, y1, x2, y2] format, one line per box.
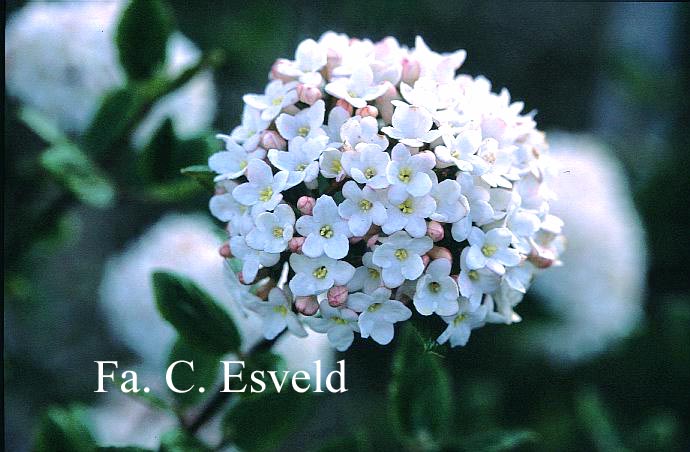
[5, 0, 215, 146]
[530, 133, 646, 363]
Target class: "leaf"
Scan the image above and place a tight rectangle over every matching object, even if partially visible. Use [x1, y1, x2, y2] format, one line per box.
[222, 390, 313, 452]
[40, 142, 116, 208]
[18, 107, 66, 145]
[158, 428, 213, 452]
[153, 271, 241, 355]
[33, 405, 97, 452]
[116, 0, 173, 80]
[575, 388, 630, 452]
[389, 324, 452, 444]
[167, 337, 220, 407]
[449, 429, 538, 452]
[180, 165, 216, 191]
[98, 447, 153, 452]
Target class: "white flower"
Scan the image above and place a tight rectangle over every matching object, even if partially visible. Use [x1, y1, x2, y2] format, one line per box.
[451, 173, 494, 241]
[248, 287, 307, 339]
[382, 194, 436, 238]
[277, 38, 327, 84]
[347, 252, 384, 294]
[209, 181, 254, 235]
[372, 231, 433, 288]
[434, 127, 484, 171]
[341, 143, 390, 189]
[437, 298, 488, 347]
[472, 139, 514, 188]
[232, 159, 288, 215]
[412, 36, 466, 83]
[325, 64, 388, 108]
[243, 80, 298, 121]
[338, 181, 387, 236]
[457, 247, 500, 307]
[276, 99, 327, 140]
[296, 195, 351, 259]
[230, 235, 280, 283]
[231, 105, 271, 151]
[347, 288, 411, 345]
[246, 204, 295, 253]
[400, 77, 456, 114]
[268, 135, 327, 188]
[386, 144, 436, 202]
[307, 301, 359, 351]
[209, 135, 266, 181]
[381, 101, 441, 147]
[340, 115, 389, 149]
[319, 148, 346, 180]
[323, 106, 351, 145]
[288, 254, 355, 296]
[413, 259, 459, 316]
[430, 178, 469, 223]
[466, 227, 521, 275]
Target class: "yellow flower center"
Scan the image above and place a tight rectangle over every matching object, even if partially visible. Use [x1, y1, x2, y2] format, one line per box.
[319, 225, 334, 238]
[272, 226, 284, 238]
[367, 303, 382, 312]
[331, 159, 342, 173]
[259, 186, 273, 202]
[453, 313, 468, 326]
[240, 160, 248, 169]
[482, 152, 496, 164]
[313, 266, 328, 279]
[482, 245, 497, 257]
[398, 198, 414, 214]
[273, 305, 288, 316]
[429, 282, 441, 293]
[298, 126, 310, 137]
[333, 317, 348, 325]
[295, 163, 307, 171]
[468, 270, 479, 281]
[398, 167, 412, 183]
[272, 96, 283, 106]
[368, 268, 380, 279]
[359, 199, 373, 211]
[394, 249, 408, 261]
[364, 167, 376, 179]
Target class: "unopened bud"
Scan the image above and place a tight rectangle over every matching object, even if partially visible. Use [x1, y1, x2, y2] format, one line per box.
[349, 236, 364, 245]
[335, 98, 354, 115]
[355, 105, 378, 118]
[366, 234, 379, 249]
[297, 84, 322, 105]
[219, 243, 232, 258]
[376, 82, 399, 123]
[328, 285, 349, 307]
[261, 130, 286, 150]
[270, 59, 294, 82]
[297, 196, 316, 215]
[421, 254, 430, 268]
[288, 236, 305, 253]
[428, 246, 453, 262]
[427, 221, 445, 242]
[401, 57, 421, 85]
[295, 296, 319, 316]
[528, 246, 555, 269]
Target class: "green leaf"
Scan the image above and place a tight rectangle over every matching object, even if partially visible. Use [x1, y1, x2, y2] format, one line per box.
[222, 390, 313, 452]
[116, 0, 173, 80]
[575, 388, 630, 452]
[40, 143, 116, 208]
[33, 405, 97, 452]
[449, 429, 538, 452]
[153, 271, 241, 355]
[98, 447, 153, 452]
[389, 324, 452, 445]
[180, 165, 215, 191]
[167, 337, 220, 407]
[18, 107, 66, 145]
[158, 428, 213, 452]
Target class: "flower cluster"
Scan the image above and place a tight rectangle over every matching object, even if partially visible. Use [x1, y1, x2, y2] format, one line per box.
[209, 33, 563, 351]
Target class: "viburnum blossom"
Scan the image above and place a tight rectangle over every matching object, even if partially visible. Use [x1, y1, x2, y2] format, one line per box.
[207, 33, 564, 350]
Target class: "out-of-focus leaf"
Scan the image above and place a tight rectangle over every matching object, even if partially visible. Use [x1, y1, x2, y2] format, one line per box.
[40, 142, 115, 208]
[389, 324, 452, 445]
[33, 405, 96, 452]
[222, 390, 313, 452]
[448, 429, 538, 452]
[180, 165, 215, 191]
[575, 388, 630, 452]
[18, 107, 66, 145]
[167, 337, 220, 407]
[153, 271, 241, 355]
[144, 179, 204, 202]
[98, 447, 153, 452]
[158, 428, 212, 452]
[116, 0, 173, 80]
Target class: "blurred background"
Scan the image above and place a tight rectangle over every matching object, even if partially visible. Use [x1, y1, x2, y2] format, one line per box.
[4, 1, 689, 451]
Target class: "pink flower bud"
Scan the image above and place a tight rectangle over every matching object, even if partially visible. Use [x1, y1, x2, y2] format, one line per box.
[355, 105, 378, 118]
[297, 196, 316, 215]
[335, 99, 354, 115]
[427, 221, 445, 242]
[270, 59, 294, 82]
[401, 57, 421, 85]
[375, 82, 399, 124]
[327, 285, 349, 307]
[261, 130, 286, 150]
[297, 84, 322, 105]
[219, 243, 232, 258]
[349, 236, 363, 245]
[428, 246, 452, 262]
[366, 234, 379, 249]
[528, 246, 555, 269]
[421, 254, 430, 268]
[288, 236, 305, 253]
[295, 296, 319, 316]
